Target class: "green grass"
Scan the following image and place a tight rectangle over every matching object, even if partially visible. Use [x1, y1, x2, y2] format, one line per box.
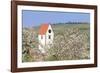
[52, 24, 89, 31]
[52, 24, 90, 38]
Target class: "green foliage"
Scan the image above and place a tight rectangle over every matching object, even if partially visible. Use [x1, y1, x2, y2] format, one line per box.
[45, 55, 58, 61]
[22, 53, 33, 62]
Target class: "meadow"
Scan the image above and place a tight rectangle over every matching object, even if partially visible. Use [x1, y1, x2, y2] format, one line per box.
[22, 23, 90, 62]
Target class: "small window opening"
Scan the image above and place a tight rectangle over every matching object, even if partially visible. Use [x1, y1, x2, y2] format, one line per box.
[48, 29, 51, 33]
[41, 35, 43, 39]
[49, 35, 51, 39]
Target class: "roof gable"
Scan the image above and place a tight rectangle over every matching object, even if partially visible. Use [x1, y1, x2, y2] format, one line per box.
[39, 24, 49, 35]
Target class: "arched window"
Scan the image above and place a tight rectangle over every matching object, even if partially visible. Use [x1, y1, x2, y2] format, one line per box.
[48, 29, 51, 33]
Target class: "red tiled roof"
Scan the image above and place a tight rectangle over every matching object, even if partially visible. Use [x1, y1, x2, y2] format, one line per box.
[39, 24, 49, 35]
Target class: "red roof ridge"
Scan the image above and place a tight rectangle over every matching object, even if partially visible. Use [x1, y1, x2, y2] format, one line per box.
[39, 24, 49, 35]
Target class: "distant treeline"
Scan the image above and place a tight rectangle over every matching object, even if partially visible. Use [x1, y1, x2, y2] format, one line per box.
[23, 22, 89, 29]
[51, 22, 89, 25]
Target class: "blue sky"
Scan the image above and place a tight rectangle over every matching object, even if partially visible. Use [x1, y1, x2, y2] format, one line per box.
[22, 10, 90, 27]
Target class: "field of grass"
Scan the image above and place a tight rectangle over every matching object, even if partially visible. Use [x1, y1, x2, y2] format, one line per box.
[22, 24, 90, 62]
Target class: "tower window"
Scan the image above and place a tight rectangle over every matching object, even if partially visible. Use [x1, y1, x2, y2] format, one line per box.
[48, 29, 51, 33]
[49, 35, 51, 39]
[41, 35, 43, 39]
